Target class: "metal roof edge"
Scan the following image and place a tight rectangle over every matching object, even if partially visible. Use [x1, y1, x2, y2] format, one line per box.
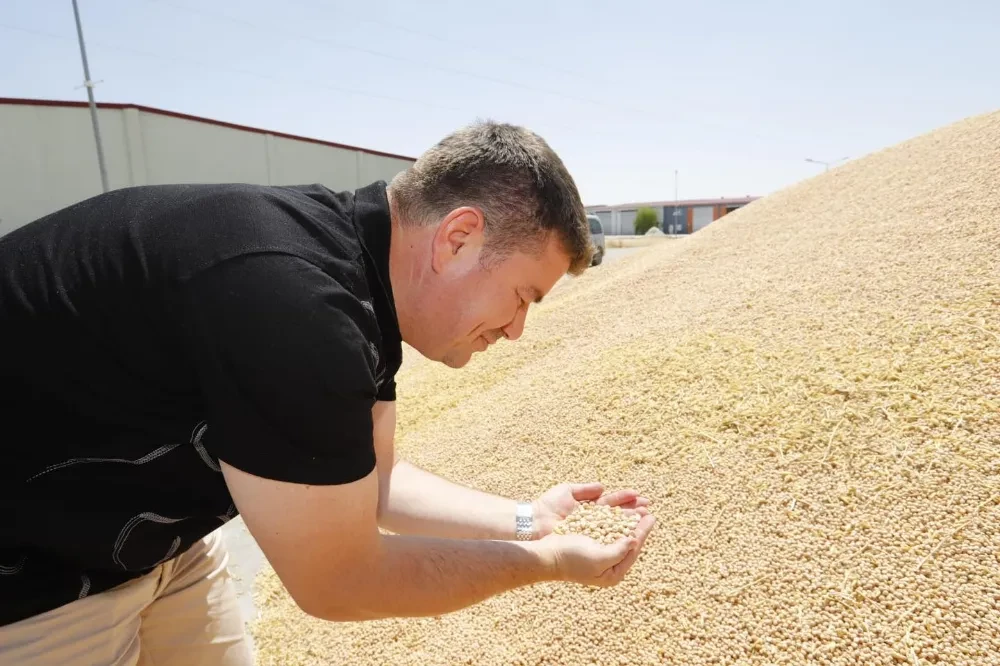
[0, 96, 418, 162]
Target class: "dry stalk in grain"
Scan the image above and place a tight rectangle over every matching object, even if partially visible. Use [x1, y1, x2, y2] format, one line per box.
[249, 110, 1000, 666]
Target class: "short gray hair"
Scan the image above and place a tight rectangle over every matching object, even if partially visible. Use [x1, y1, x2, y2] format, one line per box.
[388, 120, 593, 275]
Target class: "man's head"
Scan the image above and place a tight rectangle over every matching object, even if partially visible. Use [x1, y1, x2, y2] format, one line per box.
[386, 120, 591, 368]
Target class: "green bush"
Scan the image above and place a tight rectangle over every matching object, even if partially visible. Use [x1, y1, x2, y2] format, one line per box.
[634, 207, 660, 236]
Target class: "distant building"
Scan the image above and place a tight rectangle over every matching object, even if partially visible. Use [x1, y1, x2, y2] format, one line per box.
[586, 196, 758, 235]
[0, 97, 416, 236]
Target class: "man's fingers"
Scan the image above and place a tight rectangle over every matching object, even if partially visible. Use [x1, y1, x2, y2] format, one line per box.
[596, 535, 636, 575]
[632, 514, 656, 546]
[570, 482, 605, 501]
[618, 496, 652, 510]
[595, 489, 639, 507]
[603, 545, 639, 584]
[603, 515, 656, 584]
[610, 534, 636, 561]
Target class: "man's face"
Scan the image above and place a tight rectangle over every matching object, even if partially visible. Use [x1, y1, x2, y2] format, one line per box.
[413, 207, 570, 368]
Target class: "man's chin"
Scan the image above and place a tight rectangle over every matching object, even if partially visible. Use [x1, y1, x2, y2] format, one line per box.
[440, 346, 475, 369]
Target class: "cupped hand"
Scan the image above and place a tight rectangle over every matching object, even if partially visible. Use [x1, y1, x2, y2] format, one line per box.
[541, 513, 656, 587]
[532, 482, 651, 539]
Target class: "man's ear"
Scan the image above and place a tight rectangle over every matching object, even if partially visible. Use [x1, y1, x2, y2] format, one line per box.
[430, 206, 486, 274]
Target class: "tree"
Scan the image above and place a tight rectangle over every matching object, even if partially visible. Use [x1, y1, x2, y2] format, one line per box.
[634, 207, 659, 236]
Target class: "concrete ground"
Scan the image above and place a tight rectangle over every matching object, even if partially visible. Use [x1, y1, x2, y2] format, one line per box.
[219, 245, 645, 647]
[598, 244, 647, 263]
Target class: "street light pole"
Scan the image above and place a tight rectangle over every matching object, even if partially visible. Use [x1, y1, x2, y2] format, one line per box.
[805, 156, 849, 172]
[71, 0, 110, 193]
[672, 169, 679, 235]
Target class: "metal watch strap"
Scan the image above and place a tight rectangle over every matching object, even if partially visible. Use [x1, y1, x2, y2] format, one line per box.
[515, 502, 534, 540]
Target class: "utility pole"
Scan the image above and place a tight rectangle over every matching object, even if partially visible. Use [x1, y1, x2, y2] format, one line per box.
[71, 0, 109, 193]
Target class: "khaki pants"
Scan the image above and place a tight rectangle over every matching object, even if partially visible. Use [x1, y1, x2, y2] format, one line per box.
[0, 528, 253, 665]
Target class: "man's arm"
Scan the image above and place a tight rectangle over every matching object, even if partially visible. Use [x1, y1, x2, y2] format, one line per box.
[179, 254, 649, 621]
[372, 399, 523, 539]
[221, 458, 639, 622]
[381, 461, 525, 539]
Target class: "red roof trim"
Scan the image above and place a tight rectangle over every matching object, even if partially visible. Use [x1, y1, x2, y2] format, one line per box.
[586, 196, 758, 210]
[0, 97, 417, 162]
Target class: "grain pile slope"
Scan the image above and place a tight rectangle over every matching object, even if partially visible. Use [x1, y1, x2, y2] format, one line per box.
[251, 111, 1000, 666]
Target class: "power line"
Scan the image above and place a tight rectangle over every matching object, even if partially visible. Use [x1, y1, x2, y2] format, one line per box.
[0, 22, 463, 114]
[2, 3, 823, 165]
[146, 0, 613, 107]
[0, 22, 650, 148]
[1, 20, 820, 169]
[144, 0, 797, 149]
[287, 0, 604, 86]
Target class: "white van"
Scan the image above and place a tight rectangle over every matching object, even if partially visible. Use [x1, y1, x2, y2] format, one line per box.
[587, 214, 605, 266]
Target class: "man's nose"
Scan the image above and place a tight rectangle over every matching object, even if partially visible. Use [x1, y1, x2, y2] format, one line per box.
[502, 307, 527, 341]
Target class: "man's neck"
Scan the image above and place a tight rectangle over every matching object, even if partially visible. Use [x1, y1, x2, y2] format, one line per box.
[385, 189, 420, 348]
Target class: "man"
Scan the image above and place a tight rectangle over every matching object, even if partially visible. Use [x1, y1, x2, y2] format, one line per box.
[0, 120, 655, 664]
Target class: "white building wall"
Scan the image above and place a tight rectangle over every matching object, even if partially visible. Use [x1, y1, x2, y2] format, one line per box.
[266, 134, 361, 189]
[618, 209, 637, 235]
[0, 103, 415, 236]
[138, 112, 271, 186]
[692, 205, 714, 232]
[0, 105, 132, 234]
[357, 151, 413, 189]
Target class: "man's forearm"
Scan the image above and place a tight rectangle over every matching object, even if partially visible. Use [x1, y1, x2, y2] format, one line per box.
[313, 534, 557, 621]
[378, 460, 525, 540]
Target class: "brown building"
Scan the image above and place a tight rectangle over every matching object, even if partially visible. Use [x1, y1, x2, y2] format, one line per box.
[585, 196, 758, 235]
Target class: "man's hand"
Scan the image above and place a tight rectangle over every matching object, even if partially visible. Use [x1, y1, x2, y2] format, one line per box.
[533, 482, 651, 539]
[540, 512, 657, 587]
[221, 460, 564, 622]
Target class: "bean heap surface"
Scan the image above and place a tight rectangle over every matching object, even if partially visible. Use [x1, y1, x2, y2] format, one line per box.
[249, 109, 1000, 666]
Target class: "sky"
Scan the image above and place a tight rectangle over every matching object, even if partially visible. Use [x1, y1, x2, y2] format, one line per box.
[2, 0, 998, 206]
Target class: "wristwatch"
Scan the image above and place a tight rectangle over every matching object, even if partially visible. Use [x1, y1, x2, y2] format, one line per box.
[515, 502, 534, 540]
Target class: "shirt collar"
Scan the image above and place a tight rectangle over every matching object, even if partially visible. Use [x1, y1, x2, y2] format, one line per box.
[351, 180, 401, 343]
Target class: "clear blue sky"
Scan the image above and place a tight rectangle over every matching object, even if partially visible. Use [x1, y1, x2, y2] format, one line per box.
[2, 0, 997, 205]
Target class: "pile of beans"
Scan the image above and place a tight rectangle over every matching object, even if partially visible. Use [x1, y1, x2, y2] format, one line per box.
[250, 109, 1000, 666]
[552, 501, 642, 545]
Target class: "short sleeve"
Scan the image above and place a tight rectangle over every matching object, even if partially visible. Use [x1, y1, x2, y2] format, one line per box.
[376, 378, 396, 402]
[173, 253, 381, 486]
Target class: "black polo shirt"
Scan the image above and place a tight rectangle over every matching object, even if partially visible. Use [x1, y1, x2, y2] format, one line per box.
[0, 180, 403, 626]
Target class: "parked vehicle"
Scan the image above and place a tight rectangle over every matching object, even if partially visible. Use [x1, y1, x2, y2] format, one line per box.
[587, 214, 605, 266]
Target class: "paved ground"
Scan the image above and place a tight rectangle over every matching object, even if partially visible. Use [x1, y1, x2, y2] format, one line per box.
[219, 244, 646, 646]
[600, 245, 646, 264]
